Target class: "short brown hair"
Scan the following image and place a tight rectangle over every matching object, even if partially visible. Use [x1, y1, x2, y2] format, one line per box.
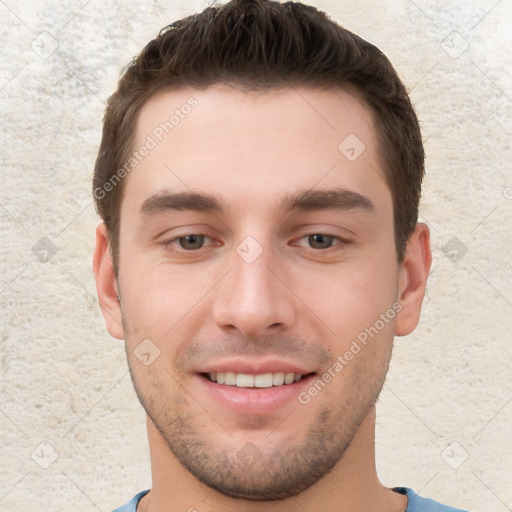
[93, 0, 424, 272]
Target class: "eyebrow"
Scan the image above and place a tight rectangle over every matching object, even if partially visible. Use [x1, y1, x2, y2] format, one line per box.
[140, 191, 224, 215]
[280, 188, 375, 213]
[139, 188, 375, 217]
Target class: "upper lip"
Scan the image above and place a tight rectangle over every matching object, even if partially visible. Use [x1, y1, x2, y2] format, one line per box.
[197, 358, 316, 375]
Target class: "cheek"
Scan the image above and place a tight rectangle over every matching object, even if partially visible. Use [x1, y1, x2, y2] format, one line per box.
[121, 251, 175, 301]
[294, 256, 399, 339]
[120, 264, 214, 351]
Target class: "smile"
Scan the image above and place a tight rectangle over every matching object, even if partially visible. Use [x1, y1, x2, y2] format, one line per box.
[206, 372, 306, 388]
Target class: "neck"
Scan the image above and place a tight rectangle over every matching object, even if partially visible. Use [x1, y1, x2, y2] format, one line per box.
[138, 407, 406, 512]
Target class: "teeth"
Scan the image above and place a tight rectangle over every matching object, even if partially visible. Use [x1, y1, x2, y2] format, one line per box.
[208, 372, 304, 388]
[254, 373, 273, 388]
[284, 373, 294, 384]
[273, 372, 285, 386]
[236, 373, 254, 387]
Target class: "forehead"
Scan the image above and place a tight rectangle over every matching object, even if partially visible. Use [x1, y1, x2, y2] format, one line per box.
[123, 85, 391, 221]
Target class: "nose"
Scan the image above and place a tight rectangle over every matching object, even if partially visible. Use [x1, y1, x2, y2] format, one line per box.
[211, 238, 296, 339]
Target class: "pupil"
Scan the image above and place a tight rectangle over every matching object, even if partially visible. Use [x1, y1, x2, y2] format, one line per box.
[309, 234, 332, 249]
[180, 235, 204, 250]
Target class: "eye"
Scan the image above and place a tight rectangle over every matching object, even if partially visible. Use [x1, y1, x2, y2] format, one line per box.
[295, 233, 348, 250]
[162, 233, 214, 253]
[177, 234, 206, 250]
[307, 234, 335, 249]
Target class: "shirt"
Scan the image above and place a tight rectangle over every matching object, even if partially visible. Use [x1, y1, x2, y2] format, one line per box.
[111, 487, 469, 511]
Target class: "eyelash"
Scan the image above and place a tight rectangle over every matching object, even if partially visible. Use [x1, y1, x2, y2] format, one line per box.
[161, 232, 350, 255]
[161, 232, 212, 254]
[297, 232, 350, 250]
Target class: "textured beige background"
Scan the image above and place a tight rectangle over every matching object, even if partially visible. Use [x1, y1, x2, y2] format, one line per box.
[1, 1, 511, 511]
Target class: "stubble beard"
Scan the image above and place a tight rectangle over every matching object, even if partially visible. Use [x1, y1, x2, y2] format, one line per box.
[127, 365, 390, 500]
[122, 312, 392, 501]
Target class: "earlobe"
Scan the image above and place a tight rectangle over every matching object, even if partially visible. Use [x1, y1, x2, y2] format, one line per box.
[92, 222, 125, 340]
[394, 223, 432, 337]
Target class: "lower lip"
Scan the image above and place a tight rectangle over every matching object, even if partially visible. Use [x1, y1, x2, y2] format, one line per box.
[196, 374, 316, 415]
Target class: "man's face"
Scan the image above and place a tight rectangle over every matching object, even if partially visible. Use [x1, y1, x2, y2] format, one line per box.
[116, 86, 403, 499]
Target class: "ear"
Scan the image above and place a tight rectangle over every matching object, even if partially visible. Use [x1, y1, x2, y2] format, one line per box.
[395, 222, 432, 336]
[92, 222, 124, 340]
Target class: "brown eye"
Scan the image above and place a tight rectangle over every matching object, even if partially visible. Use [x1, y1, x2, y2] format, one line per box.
[308, 234, 335, 249]
[178, 234, 206, 250]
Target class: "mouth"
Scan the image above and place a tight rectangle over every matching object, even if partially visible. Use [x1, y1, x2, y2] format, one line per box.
[197, 370, 316, 415]
[194, 359, 318, 414]
[202, 371, 315, 388]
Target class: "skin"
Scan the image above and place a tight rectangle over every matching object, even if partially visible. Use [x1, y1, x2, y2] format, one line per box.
[93, 85, 431, 512]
